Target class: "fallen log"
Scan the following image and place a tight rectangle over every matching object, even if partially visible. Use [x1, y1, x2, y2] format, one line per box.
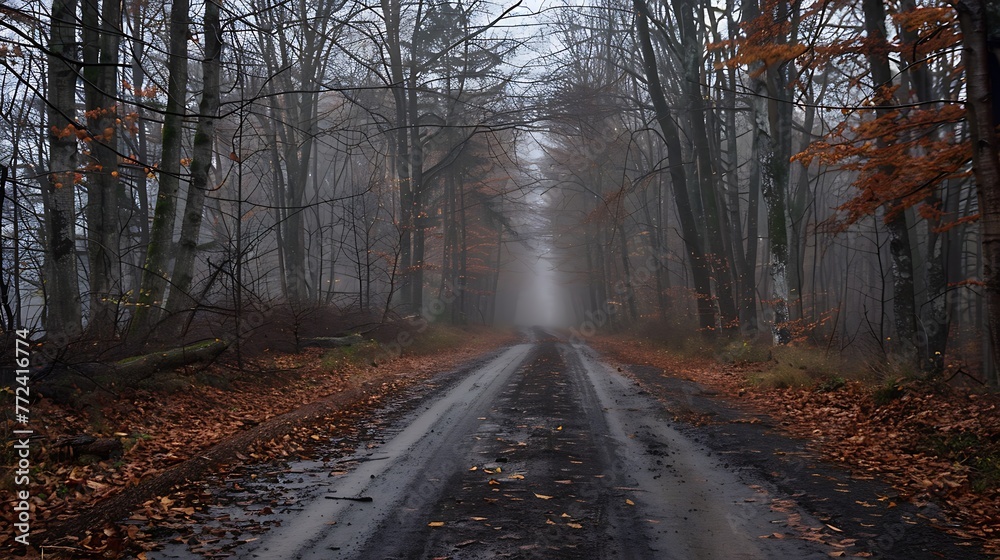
[300, 334, 364, 349]
[52, 435, 123, 462]
[112, 338, 230, 378]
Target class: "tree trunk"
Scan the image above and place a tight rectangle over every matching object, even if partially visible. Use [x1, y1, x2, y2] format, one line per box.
[126, 4, 150, 291]
[756, 92, 792, 346]
[633, 0, 717, 334]
[744, 0, 793, 345]
[407, 61, 426, 313]
[44, 0, 83, 339]
[131, 0, 190, 336]
[618, 221, 638, 323]
[863, 0, 919, 363]
[788, 105, 814, 324]
[675, 0, 738, 332]
[82, 0, 123, 339]
[112, 338, 230, 378]
[720, 15, 757, 334]
[166, 0, 222, 332]
[956, 0, 1000, 386]
[0, 165, 16, 329]
[381, 0, 413, 309]
[922, 189, 949, 374]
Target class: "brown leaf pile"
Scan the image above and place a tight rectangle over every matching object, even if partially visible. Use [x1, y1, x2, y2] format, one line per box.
[1, 327, 515, 555]
[594, 336, 1000, 555]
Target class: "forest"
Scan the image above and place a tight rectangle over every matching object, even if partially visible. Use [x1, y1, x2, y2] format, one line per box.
[0, 0, 997, 381]
[3, 0, 1000, 557]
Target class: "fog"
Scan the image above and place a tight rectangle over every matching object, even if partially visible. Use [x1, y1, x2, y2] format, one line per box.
[1, 0, 996, 383]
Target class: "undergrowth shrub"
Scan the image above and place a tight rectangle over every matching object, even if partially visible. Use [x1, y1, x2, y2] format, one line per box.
[749, 345, 856, 389]
[748, 367, 813, 389]
[321, 339, 381, 369]
[404, 325, 469, 356]
[719, 339, 772, 364]
[872, 379, 905, 406]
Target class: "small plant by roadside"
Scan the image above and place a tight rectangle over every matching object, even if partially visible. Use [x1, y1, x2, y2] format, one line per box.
[816, 376, 846, 392]
[738, 343, 856, 390]
[321, 339, 381, 369]
[873, 378, 905, 406]
[719, 338, 772, 364]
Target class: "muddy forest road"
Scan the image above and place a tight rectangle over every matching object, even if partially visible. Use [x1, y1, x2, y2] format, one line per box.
[153, 331, 985, 560]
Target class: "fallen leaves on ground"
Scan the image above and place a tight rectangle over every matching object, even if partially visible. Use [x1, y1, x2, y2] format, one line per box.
[594, 335, 1000, 556]
[0, 327, 516, 557]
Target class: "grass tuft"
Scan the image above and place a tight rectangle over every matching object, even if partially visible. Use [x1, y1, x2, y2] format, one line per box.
[749, 367, 814, 389]
[872, 379, 904, 406]
[719, 339, 772, 364]
[747, 345, 855, 390]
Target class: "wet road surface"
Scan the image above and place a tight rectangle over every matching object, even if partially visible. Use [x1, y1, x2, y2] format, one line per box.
[227, 337, 831, 559]
[146, 333, 982, 559]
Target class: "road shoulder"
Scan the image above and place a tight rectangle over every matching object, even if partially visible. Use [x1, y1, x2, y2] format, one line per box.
[591, 339, 990, 559]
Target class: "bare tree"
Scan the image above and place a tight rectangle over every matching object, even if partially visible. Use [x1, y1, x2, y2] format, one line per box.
[131, 0, 191, 336]
[42, 0, 83, 338]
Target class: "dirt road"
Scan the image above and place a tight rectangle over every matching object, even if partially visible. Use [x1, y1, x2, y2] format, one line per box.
[149, 333, 984, 559]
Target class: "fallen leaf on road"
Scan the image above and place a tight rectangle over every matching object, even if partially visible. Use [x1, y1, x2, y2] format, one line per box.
[534, 493, 553, 500]
[428, 521, 445, 527]
[470, 517, 487, 521]
[567, 523, 583, 529]
[626, 498, 635, 506]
